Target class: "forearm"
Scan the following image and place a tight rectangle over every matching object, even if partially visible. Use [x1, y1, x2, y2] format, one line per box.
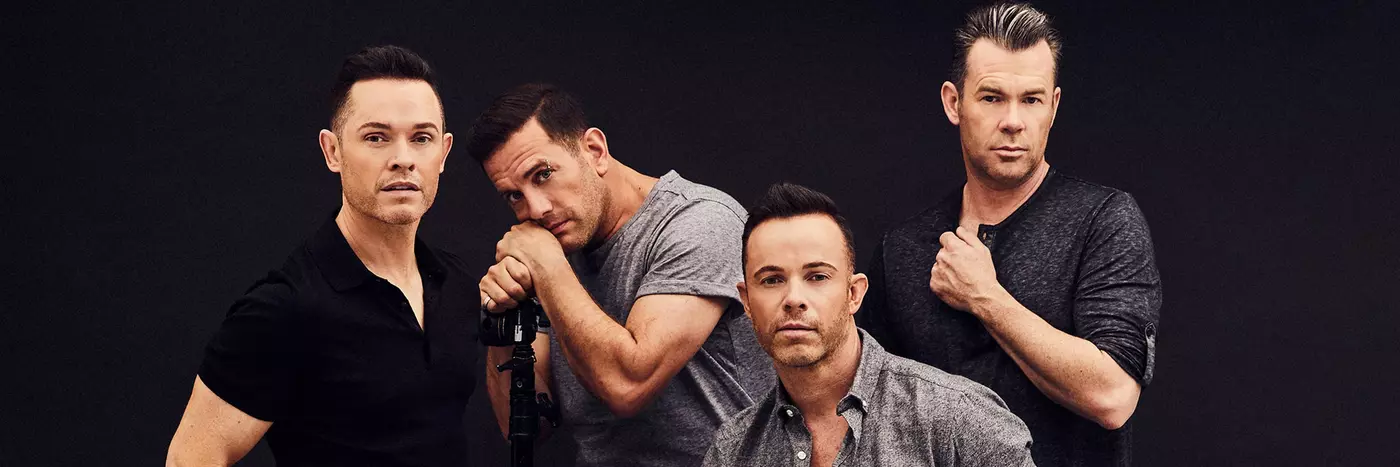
[972, 288, 1141, 429]
[531, 264, 652, 407]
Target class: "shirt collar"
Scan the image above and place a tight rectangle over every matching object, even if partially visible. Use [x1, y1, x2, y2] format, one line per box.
[308, 210, 446, 292]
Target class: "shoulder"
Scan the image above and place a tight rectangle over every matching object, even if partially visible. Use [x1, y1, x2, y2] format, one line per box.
[1046, 172, 1143, 219]
[654, 173, 747, 222]
[710, 391, 776, 451]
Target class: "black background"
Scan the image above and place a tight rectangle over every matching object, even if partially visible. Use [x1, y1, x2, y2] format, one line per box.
[6, 1, 1398, 465]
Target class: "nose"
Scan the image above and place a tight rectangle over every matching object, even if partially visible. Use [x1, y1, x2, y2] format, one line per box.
[1000, 102, 1026, 135]
[781, 284, 808, 314]
[522, 191, 553, 222]
[389, 140, 417, 172]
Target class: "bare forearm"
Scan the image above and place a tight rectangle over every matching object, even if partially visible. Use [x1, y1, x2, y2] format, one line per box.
[532, 265, 649, 400]
[971, 289, 1141, 429]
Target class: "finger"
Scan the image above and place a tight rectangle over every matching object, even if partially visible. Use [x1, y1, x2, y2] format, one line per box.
[955, 226, 985, 249]
[494, 238, 508, 263]
[503, 256, 534, 292]
[479, 275, 519, 312]
[488, 262, 530, 301]
[939, 231, 963, 249]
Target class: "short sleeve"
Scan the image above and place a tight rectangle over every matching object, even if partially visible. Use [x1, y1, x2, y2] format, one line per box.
[636, 201, 745, 302]
[1074, 192, 1162, 385]
[197, 276, 302, 421]
[951, 389, 1035, 467]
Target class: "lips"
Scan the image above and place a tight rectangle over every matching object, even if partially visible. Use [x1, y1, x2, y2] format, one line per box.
[776, 322, 816, 334]
[544, 220, 569, 235]
[381, 181, 420, 192]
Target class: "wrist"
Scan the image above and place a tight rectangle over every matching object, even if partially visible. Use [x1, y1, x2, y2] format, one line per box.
[967, 283, 1011, 321]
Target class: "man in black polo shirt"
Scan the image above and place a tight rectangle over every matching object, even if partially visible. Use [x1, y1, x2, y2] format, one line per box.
[166, 45, 478, 466]
[857, 4, 1161, 466]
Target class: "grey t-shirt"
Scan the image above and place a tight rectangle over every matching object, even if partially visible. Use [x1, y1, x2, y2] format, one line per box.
[703, 329, 1035, 467]
[547, 170, 776, 467]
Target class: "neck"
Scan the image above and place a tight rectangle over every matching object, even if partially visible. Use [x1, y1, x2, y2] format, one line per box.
[335, 202, 419, 282]
[776, 327, 863, 418]
[962, 162, 1050, 227]
[596, 162, 659, 243]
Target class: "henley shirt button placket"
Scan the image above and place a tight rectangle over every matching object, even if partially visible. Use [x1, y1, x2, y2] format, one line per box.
[796, 450, 807, 461]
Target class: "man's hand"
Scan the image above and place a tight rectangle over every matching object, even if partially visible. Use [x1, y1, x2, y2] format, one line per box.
[480, 222, 568, 313]
[930, 226, 1005, 313]
[479, 256, 534, 314]
[496, 222, 569, 272]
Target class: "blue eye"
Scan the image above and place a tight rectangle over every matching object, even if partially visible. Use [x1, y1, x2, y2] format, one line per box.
[809, 273, 830, 282]
[760, 275, 784, 285]
[1024, 97, 1042, 104]
[535, 168, 553, 183]
[412, 134, 432, 144]
[504, 192, 523, 203]
[365, 134, 387, 143]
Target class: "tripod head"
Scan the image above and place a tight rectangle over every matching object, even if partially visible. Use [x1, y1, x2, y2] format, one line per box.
[480, 298, 560, 467]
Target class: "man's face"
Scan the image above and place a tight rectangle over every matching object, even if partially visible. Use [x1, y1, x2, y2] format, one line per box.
[739, 214, 867, 369]
[484, 118, 609, 253]
[324, 79, 451, 225]
[945, 39, 1061, 189]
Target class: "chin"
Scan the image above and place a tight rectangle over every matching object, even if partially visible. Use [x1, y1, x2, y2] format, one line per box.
[772, 347, 824, 368]
[374, 206, 426, 225]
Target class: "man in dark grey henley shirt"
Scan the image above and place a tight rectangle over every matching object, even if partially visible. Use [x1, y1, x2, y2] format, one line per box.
[857, 4, 1162, 466]
[705, 183, 1034, 467]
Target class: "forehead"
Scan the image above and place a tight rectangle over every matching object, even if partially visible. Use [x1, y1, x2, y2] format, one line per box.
[965, 38, 1056, 86]
[745, 214, 846, 270]
[483, 119, 568, 187]
[343, 79, 443, 128]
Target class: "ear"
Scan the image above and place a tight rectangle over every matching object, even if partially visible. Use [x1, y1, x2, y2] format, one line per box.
[736, 281, 752, 320]
[580, 127, 610, 177]
[1049, 86, 1062, 130]
[319, 129, 342, 173]
[847, 272, 869, 316]
[439, 132, 454, 174]
[940, 81, 962, 126]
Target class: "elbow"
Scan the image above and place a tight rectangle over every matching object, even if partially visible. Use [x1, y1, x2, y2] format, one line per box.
[599, 382, 654, 419]
[1085, 382, 1140, 431]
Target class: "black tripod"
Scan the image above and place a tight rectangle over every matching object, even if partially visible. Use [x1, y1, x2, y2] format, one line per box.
[482, 298, 560, 467]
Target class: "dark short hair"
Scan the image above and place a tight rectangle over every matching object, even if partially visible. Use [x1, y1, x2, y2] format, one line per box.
[742, 183, 857, 271]
[329, 45, 442, 132]
[950, 2, 1062, 91]
[463, 83, 590, 164]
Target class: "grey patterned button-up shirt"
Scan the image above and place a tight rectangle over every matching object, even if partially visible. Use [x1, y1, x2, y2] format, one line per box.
[703, 329, 1035, 467]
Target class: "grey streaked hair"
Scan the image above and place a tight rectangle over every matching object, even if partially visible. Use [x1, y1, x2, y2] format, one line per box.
[950, 2, 1062, 90]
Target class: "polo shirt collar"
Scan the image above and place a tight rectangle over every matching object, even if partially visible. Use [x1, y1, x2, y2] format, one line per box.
[308, 210, 446, 292]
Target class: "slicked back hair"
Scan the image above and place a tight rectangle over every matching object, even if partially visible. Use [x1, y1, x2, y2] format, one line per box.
[329, 45, 441, 133]
[463, 83, 590, 164]
[951, 2, 1063, 91]
[742, 183, 857, 272]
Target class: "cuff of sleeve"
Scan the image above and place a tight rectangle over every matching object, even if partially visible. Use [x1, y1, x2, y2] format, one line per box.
[197, 364, 281, 422]
[637, 279, 741, 301]
[1091, 323, 1156, 386]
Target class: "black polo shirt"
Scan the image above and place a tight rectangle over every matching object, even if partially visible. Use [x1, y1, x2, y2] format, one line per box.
[858, 169, 1162, 467]
[198, 213, 479, 466]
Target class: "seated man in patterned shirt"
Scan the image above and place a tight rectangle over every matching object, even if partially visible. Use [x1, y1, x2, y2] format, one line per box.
[703, 183, 1035, 467]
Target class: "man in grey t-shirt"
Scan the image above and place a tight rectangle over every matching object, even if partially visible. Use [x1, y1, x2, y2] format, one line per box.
[705, 183, 1033, 467]
[467, 83, 774, 466]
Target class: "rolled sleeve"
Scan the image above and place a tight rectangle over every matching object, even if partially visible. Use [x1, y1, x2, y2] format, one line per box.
[636, 201, 745, 303]
[1074, 192, 1162, 385]
[197, 277, 302, 421]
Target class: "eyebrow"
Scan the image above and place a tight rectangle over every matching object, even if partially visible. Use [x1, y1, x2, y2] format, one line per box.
[356, 122, 441, 132]
[751, 261, 837, 279]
